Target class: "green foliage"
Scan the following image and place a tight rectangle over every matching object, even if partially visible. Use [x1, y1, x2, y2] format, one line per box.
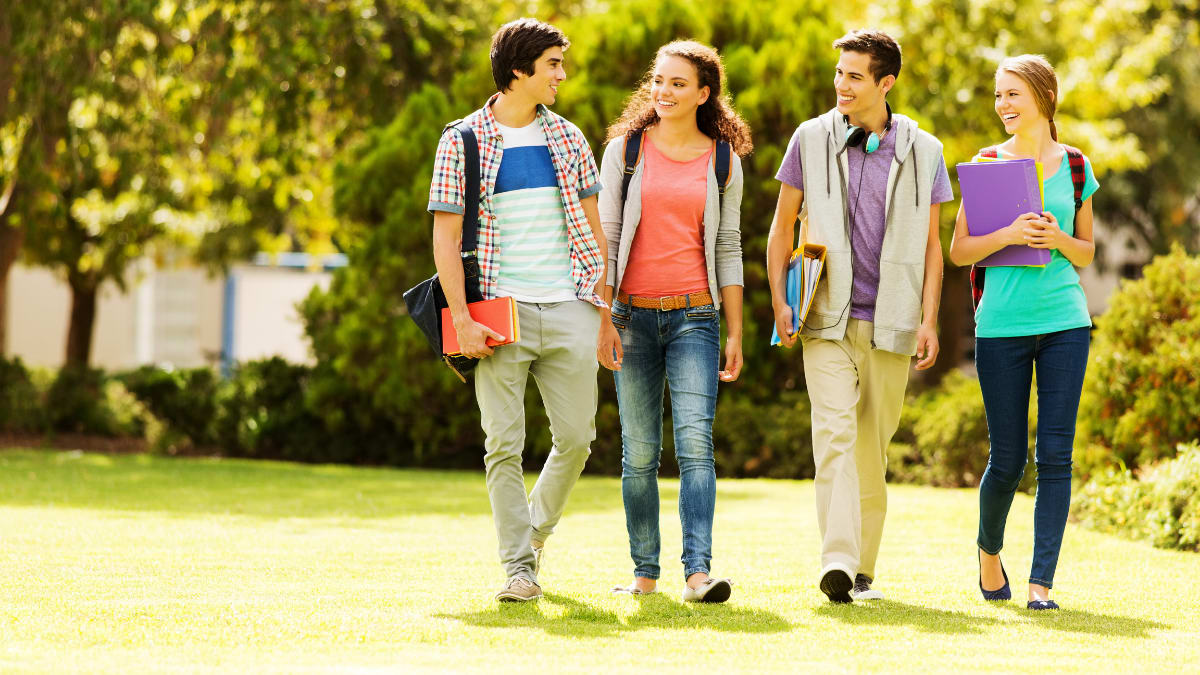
[1077, 246, 1200, 479]
[1072, 442, 1200, 552]
[888, 370, 1036, 490]
[216, 358, 328, 462]
[0, 356, 43, 432]
[120, 365, 221, 449]
[42, 366, 143, 437]
[301, 84, 487, 467]
[713, 392, 814, 478]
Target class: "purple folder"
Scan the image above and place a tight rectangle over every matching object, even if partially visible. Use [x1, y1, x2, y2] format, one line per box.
[957, 159, 1050, 267]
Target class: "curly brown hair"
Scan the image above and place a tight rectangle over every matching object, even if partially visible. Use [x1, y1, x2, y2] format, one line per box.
[605, 41, 753, 157]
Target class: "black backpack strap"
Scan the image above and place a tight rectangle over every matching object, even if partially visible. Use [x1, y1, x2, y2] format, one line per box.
[715, 140, 731, 208]
[446, 120, 481, 254]
[445, 119, 483, 302]
[620, 129, 644, 209]
[1061, 144, 1086, 213]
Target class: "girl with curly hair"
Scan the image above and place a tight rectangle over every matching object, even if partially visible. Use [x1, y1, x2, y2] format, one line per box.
[597, 40, 751, 602]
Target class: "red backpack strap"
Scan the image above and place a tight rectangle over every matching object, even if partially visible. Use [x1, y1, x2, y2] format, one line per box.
[966, 146, 1000, 311]
[1060, 144, 1086, 212]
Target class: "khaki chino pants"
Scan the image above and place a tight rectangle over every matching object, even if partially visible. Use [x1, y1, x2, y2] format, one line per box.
[802, 318, 910, 580]
[475, 299, 600, 583]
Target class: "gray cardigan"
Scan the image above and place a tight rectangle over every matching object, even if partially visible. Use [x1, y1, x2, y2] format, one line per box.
[597, 134, 744, 308]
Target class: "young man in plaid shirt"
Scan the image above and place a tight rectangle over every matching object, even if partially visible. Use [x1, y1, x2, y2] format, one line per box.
[428, 18, 610, 602]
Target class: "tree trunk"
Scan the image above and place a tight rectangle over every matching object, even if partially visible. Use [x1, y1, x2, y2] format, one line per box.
[0, 216, 22, 355]
[65, 273, 99, 367]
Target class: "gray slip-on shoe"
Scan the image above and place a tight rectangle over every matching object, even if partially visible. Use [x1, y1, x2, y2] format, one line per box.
[682, 577, 732, 603]
[611, 583, 657, 595]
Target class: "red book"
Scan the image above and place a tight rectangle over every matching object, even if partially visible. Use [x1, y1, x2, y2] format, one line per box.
[441, 297, 520, 355]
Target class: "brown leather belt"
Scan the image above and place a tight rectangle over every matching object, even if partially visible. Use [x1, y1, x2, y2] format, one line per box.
[616, 290, 713, 311]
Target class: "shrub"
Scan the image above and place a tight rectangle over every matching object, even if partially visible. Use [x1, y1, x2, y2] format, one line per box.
[1077, 246, 1200, 479]
[217, 358, 328, 462]
[889, 370, 1036, 490]
[120, 366, 221, 448]
[0, 356, 44, 432]
[43, 366, 142, 437]
[712, 392, 814, 479]
[1072, 442, 1200, 551]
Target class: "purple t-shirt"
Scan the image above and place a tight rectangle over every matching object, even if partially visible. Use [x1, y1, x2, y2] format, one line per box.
[775, 129, 953, 321]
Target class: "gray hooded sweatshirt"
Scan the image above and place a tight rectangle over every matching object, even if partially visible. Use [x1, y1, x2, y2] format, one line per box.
[791, 108, 944, 355]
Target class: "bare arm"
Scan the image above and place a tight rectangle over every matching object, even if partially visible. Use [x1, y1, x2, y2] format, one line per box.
[948, 203, 1050, 267]
[583, 193, 625, 371]
[432, 211, 502, 358]
[718, 285, 743, 381]
[1030, 199, 1095, 267]
[914, 203, 943, 370]
[766, 184, 804, 348]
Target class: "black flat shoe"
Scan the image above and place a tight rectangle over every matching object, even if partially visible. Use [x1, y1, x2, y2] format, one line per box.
[978, 549, 1011, 601]
[1027, 599, 1059, 610]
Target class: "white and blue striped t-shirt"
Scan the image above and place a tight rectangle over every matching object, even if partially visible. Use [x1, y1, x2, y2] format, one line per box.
[493, 121, 576, 303]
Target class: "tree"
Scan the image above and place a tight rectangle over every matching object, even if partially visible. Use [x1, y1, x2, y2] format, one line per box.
[2, 0, 497, 365]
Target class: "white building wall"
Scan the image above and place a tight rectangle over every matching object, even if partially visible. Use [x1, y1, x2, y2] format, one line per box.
[228, 265, 331, 365]
[4, 260, 327, 371]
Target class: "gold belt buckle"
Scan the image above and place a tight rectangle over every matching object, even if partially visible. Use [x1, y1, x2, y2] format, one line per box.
[659, 296, 670, 311]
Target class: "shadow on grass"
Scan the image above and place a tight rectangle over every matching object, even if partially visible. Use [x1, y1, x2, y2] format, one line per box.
[998, 604, 1168, 638]
[438, 592, 794, 637]
[814, 599, 1001, 634]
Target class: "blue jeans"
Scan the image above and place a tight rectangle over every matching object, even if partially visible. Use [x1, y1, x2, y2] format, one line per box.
[975, 326, 1090, 588]
[611, 297, 720, 581]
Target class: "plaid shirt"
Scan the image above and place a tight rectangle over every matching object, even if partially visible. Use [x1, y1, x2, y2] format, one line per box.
[428, 94, 605, 306]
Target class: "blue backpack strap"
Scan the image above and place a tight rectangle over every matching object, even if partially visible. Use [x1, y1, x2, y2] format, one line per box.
[715, 140, 731, 208]
[620, 129, 644, 209]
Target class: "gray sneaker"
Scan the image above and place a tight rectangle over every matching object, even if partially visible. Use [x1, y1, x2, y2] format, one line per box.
[495, 576, 542, 602]
[851, 573, 884, 601]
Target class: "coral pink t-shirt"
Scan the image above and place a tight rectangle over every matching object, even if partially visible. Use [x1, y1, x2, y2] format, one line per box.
[620, 136, 711, 297]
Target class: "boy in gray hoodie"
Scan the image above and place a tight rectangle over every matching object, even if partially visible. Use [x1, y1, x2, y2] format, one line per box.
[765, 30, 952, 603]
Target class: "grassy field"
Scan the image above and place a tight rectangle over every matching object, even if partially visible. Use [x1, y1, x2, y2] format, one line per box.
[1, 449, 1196, 673]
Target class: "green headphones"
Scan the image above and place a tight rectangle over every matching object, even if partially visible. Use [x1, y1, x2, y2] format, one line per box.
[845, 103, 893, 154]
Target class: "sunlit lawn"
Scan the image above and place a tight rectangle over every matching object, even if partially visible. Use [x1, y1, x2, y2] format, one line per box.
[1, 449, 1196, 672]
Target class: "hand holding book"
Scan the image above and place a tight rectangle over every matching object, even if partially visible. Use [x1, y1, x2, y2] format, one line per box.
[1024, 210, 1064, 249]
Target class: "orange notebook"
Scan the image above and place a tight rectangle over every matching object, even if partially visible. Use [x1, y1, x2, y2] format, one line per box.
[441, 297, 520, 355]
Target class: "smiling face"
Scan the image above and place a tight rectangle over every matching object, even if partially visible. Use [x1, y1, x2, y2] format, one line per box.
[651, 54, 709, 121]
[995, 70, 1047, 135]
[834, 50, 893, 118]
[511, 46, 566, 106]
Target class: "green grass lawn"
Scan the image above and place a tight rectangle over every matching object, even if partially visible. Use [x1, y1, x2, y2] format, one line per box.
[1, 449, 1196, 672]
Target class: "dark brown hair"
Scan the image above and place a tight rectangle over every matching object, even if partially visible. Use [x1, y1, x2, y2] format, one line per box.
[605, 40, 753, 157]
[489, 18, 570, 92]
[997, 54, 1060, 141]
[832, 29, 902, 82]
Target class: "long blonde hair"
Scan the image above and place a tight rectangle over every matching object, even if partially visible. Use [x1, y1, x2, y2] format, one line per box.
[997, 54, 1060, 140]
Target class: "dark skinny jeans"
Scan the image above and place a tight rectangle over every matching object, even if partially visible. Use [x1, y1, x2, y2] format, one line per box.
[975, 326, 1090, 588]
